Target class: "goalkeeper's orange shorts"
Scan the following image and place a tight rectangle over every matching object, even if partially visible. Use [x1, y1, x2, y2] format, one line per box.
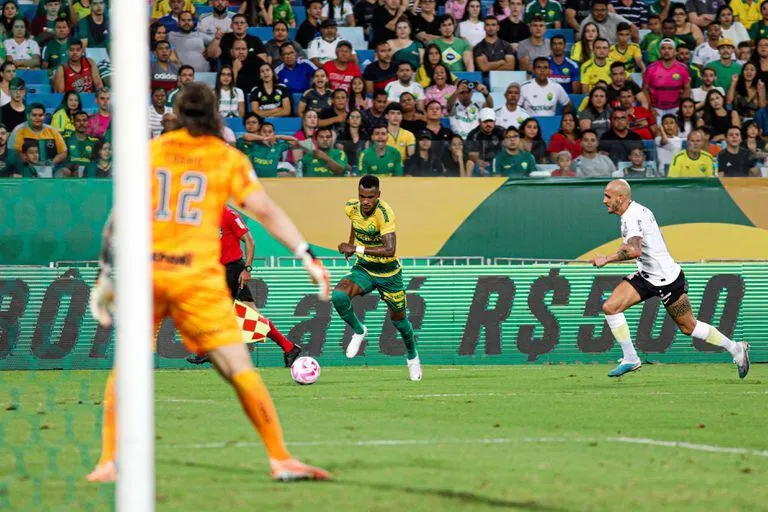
[153, 268, 242, 355]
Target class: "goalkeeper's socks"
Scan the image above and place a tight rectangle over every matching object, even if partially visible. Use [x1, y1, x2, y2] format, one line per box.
[266, 318, 295, 353]
[231, 368, 291, 461]
[393, 317, 417, 360]
[98, 371, 117, 465]
[331, 290, 365, 335]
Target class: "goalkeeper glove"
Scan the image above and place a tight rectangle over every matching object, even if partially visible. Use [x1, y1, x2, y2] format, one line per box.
[90, 268, 115, 327]
[296, 243, 330, 301]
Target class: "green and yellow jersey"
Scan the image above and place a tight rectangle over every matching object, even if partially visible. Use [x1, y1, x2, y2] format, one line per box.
[344, 198, 401, 277]
[667, 150, 716, 178]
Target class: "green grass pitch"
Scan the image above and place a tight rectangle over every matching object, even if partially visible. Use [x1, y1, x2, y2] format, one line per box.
[1, 364, 766, 511]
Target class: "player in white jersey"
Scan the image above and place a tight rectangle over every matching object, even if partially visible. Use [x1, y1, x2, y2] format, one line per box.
[591, 180, 750, 379]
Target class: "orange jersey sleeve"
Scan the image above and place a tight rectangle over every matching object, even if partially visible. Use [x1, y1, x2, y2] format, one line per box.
[150, 129, 263, 273]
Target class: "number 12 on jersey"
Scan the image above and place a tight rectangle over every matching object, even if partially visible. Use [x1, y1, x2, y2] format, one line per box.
[154, 169, 208, 225]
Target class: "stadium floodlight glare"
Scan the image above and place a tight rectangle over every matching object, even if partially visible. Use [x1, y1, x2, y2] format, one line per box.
[112, 0, 154, 510]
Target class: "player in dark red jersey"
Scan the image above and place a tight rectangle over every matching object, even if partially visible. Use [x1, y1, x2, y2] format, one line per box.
[187, 206, 303, 367]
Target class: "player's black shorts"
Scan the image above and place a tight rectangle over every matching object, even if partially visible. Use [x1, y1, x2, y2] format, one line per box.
[623, 270, 688, 307]
[224, 259, 254, 302]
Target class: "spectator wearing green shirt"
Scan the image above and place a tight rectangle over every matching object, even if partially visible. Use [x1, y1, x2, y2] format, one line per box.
[433, 15, 474, 72]
[358, 125, 404, 175]
[42, 18, 71, 73]
[646, 19, 684, 63]
[705, 38, 742, 91]
[748, 0, 768, 39]
[10, 141, 42, 178]
[84, 139, 111, 177]
[269, 0, 297, 27]
[301, 126, 347, 176]
[60, 110, 99, 177]
[235, 116, 299, 177]
[523, 0, 563, 28]
[492, 126, 537, 177]
[640, 15, 661, 53]
[78, 0, 108, 49]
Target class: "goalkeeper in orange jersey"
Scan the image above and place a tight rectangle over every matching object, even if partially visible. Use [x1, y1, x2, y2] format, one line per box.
[186, 206, 303, 367]
[86, 82, 331, 483]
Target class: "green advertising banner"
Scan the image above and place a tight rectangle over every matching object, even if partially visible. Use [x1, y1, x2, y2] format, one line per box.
[1, 263, 765, 370]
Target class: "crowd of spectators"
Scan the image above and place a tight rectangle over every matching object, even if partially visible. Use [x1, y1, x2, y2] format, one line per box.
[2, 0, 768, 178]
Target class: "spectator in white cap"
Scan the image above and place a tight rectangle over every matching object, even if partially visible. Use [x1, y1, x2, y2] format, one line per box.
[643, 37, 691, 123]
[465, 107, 506, 175]
[448, 78, 493, 138]
[519, 57, 572, 117]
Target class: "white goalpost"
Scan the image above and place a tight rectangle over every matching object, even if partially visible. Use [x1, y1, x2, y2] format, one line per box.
[112, 0, 154, 510]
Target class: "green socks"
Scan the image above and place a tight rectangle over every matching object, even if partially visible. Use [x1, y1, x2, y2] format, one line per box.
[393, 318, 417, 359]
[331, 290, 365, 335]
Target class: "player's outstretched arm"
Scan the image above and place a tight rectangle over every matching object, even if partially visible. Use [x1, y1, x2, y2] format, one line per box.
[90, 213, 116, 327]
[591, 236, 641, 268]
[240, 189, 330, 300]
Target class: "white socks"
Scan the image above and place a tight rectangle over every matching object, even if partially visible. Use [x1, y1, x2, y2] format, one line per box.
[691, 320, 741, 361]
[605, 313, 640, 363]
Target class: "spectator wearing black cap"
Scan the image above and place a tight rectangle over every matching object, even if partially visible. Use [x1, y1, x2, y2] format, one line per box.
[308, 18, 356, 67]
[405, 131, 444, 176]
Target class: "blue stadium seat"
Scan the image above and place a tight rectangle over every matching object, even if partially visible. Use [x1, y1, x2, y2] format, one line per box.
[19, 4, 35, 20]
[631, 72, 643, 86]
[270, 117, 301, 134]
[338, 27, 366, 49]
[357, 49, 375, 68]
[294, 6, 306, 25]
[197, 72, 217, 87]
[27, 84, 52, 94]
[34, 93, 63, 110]
[455, 71, 483, 85]
[545, 29, 575, 43]
[248, 27, 298, 41]
[80, 93, 97, 110]
[225, 117, 245, 133]
[490, 91, 505, 107]
[536, 116, 561, 141]
[568, 94, 586, 108]
[18, 70, 49, 85]
[489, 70, 527, 92]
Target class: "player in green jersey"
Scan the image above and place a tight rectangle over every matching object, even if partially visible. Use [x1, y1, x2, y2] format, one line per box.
[332, 174, 421, 381]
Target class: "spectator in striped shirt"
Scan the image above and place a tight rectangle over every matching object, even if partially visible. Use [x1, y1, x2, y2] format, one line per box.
[611, 0, 649, 29]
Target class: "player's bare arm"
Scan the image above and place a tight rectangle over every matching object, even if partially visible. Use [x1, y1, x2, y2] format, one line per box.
[591, 236, 641, 268]
[239, 231, 255, 289]
[338, 226, 356, 259]
[241, 189, 329, 300]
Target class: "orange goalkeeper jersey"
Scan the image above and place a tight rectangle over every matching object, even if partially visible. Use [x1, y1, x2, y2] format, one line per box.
[150, 129, 262, 274]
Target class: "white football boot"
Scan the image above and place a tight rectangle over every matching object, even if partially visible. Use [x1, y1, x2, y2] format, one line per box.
[345, 325, 367, 358]
[407, 355, 422, 381]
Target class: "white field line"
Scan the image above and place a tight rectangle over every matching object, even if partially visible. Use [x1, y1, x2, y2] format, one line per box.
[168, 436, 768, 458]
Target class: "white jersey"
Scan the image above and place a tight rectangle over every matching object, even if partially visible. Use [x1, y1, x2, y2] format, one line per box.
[519, 79, 569, 117]
[620, 201, 681, 287]
[494, 104, 531, 129]
[385, 80, 425, 102]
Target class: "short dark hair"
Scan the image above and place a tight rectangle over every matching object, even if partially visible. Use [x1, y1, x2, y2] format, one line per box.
[661, 113, 676, 123]
[619, 86, 634, 94]
[28, 102, 45, 114]
[273, 20, 289, 31]
[530, 14, 546, 23]
[385, 102, 402, 114]
[375, 40, 390, 50]
[738, 41, 751, 49]
[373, 90, 388, 100]
[594, 37, 610, 46]
[662, 18, 676, 26]
[648, 13, 660, 21]
[610, 61, 626, 71]
[337, 40, 353, 50]
[581, 128, 598, 138]
[591, 0, 608, 6]
[359, 174, 380, 189]
[261, 121, 274, 130]
[21, 140, 38, 154]
[532, 56, 549, 68]
[425, 99, 442, 109]
[332, 88, 348, 98]
[616, 22, 630, 32]
[483, 15, 498, 23]
[73, 109, 89, 120]
[505, 126, 519, 135]
[280, 43, 296, 54]
[232, 13, 248, 23]
[397, 61, 413, 70]
[179, 65, 195, 75]
[243, 111, 262, 127]
[371, 124, 388, 134]
[316, 126, 333, 136]
[155, 40, 170, 49]
[307, 0, 323, 7]
[69, 39, 83, 48]
[551, 34, 565, 44]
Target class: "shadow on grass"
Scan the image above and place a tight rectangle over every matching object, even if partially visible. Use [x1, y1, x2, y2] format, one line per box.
[159, 457, 565, 511]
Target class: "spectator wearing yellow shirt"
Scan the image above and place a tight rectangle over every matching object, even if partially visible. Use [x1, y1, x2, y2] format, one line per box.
[152, 0, 197, 20]
[730, 0, 762, 30]
[610, 23, 645, 74]
[9, 103, 68, 167]
[581, 38, 614, 91]
[384, 102, 415, 162]
[667, 130, 716, 177]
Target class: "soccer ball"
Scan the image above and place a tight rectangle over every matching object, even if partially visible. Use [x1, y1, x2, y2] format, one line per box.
[291, 357, 321, 385]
